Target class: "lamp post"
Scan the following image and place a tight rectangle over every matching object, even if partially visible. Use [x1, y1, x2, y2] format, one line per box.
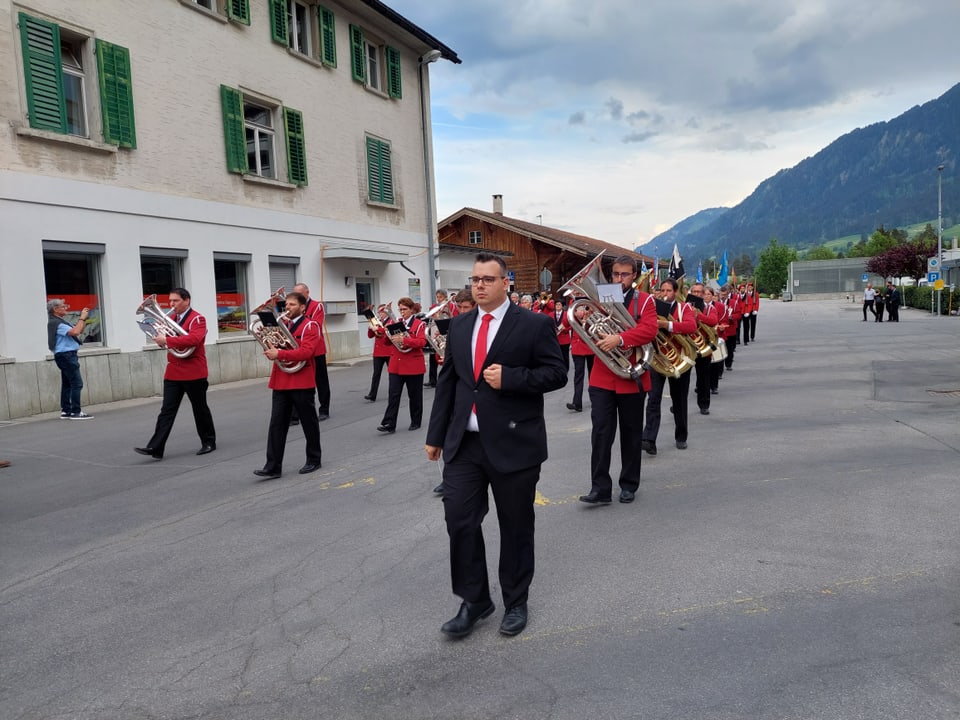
[419, 49, 443, 302]
[937, 164, 944, 317]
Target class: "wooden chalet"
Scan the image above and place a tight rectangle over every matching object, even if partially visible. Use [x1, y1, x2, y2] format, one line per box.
[437, 195, 656, 297]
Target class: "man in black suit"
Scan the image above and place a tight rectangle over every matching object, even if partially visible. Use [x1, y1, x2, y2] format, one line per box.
[425, 253, 567, 639]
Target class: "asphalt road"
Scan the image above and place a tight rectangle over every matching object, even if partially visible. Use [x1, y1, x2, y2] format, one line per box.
[2, 300, 958, 720]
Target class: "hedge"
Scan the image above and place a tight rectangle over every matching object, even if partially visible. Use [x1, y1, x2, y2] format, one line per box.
[901, 285, 960, 315]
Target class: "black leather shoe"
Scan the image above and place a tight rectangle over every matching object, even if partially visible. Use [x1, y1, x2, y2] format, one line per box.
[289, 417, 300, 426]
[134, 447, 162, 459]
[253, 468, 281, 479]
[363, 395, 376, 401]
[700, 408, 710, 415]
[710, 389, 719, 395]
[197, 444, 216, 455]
[676, 441, 688, 450]
[408, 423, 421, 431]
[641, 440, 657, 456]
[441, 600, 495, 638]
[318, 412, 329, 421]
[433, 483, 444, 495]
[579, 491, 612, 505]
[619, 489, 636, 503]
[424, 383, 436, 388]
[499, 604, 528, 636]
[566, 402, 582, 412]
[377, 425, 396, 434]
[298, 463, 321, 474]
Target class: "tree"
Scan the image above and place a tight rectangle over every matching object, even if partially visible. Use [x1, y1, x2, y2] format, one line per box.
[865, 226, 907, 256]
[866, 234, 938, 282]
[755, 238, 797, 294]
[734, 253, 754, 278]
[804, 245, 836, 260]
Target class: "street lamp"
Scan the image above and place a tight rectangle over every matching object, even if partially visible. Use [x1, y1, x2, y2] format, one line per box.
[938, 164, 944, 317]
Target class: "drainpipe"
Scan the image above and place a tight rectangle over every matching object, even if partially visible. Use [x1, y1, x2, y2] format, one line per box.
[419, 50, 442, 301]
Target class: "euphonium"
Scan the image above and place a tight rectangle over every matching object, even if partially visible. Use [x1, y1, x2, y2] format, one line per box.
[249, 287, 306, 374]
[136, 294, 195, 358]
[363, 302, 392, 334]
[423, 302, 451, 363]
[653, 317, 697, 377]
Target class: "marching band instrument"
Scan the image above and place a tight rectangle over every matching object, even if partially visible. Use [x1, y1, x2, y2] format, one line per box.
[653, 315, 697, 377]
[136, 294, 195, 358]
[249, 287, 306, 374]
[363, 302, 393, 335]
[423, 302, 451, 363]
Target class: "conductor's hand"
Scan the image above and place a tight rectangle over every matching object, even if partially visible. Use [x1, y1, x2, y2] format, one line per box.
[596, 332, 621, 353]
[425, 445, 441, 461]
[482, 363, 502, 390]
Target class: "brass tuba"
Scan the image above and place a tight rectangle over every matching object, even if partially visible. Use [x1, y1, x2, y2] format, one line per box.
[560, 252, 656, 382]
[423, 302, 451, 363]
[249, 287, 306, 374]
[136, 294, 195, 358]
[653, 316, 697, 377]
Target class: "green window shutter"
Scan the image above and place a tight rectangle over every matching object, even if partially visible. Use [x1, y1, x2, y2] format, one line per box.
[18, 12, 67, 133]
[268, 0, 288, 45]
[95, 39, 137, 148]
[283, 107, 308, 186]
[219, 85, 248, 174]
[318, 6, 337, 67]
[349, 25, 365, 83]
[385, 46, 401, 99]
[366, 137, 393, 204]
[226, 0, 251, 25]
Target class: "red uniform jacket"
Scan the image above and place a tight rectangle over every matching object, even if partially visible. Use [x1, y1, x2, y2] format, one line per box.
[661, 300, 698, 335]
[164, 308, 208, 381]
[368, 324, 393, 358]
[554, 308, 571, 346]
[268, 315, 320, 390]
[303, 298, 327, 355]
[562, 309, 593, 355]
[743, 291, 760, 314]
[387, 317, 426, 375]
[723, 296, 742, 339]
[698, 301, 720, 327]
[589, 290, 659, 393]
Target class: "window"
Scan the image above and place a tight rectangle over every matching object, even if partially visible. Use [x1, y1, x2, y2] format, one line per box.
[140, 249, 186, 305]
[193, 0, 216, 9]
[365, 136, 394, 205]
[43, 242, 106, 346]
[268, 1, 336, 66]
[214, 255, 251, 335]
[468, 231, 482, 245]
[17, 12, 137, 147]
[220, 85, 308, 186]
[269, 256, 299, 294]
[349, 25, 401, 98]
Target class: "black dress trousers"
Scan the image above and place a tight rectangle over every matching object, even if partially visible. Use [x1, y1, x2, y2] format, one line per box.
[147, 378, 216, 453]
[588, 386, 645, 496]
[265, 388, 322, 473]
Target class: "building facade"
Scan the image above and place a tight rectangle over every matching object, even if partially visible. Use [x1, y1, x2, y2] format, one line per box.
[0, 0, 457, 419]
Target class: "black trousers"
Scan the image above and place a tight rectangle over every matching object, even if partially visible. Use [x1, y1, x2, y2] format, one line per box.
[427, 352, 439, 385]
[863, 300, 875, 320]
[367, 356, 389, 399]
[588, 386, 645, 496]
[748, 312, 757, 341]
[643, 370, 691, 444]
[314, 354, 330, 413]
[265, 388, 322, 474]
[442, 432, 540, 609]
[875, 303, 885, 322]
[709, 359, 723, 391]
[724, 333, 738, 369]
[570, 354, 594, 408]
[887, 304, 899, 322]
[559, 343, 570, 370]
[381, 373, 423, 429]
[694, 356, 712, 410]
[147, 378, 216, 454]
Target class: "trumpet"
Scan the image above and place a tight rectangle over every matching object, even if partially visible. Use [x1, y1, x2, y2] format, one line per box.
[136, 294, 195, 358]
[249, 287, 306, 375]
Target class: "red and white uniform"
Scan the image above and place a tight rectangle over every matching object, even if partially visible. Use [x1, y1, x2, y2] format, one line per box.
[303, 298, 327, 356]
[697, 300, 720, 328]
[268, 315, 320, 390]
[589, 290, 659, 393]
[368, 322, 393, 358]
[555, 307, 572, 347]
[164, 308, 208, 381]
[722, 295, 742, 340]
[388, 316, 427, 375]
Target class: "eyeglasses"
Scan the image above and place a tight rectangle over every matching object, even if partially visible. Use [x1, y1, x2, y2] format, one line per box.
[469, 275, 504, 286]
[610, 271, 635, 279]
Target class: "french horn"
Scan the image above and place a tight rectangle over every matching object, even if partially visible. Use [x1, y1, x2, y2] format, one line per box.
[136, 294, 195, 358]
[249, 287, 307, 374]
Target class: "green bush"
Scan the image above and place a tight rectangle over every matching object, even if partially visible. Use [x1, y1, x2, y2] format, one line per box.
[902, 285, 960, 315]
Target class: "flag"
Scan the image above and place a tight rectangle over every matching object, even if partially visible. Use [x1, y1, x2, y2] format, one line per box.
[730, 265, 737, 286]
[640, 260, 648, 274]
[668, 244, 685, 280]
[696, 260, 703, 283]
[718, 249, 729, 286]
[651, 254, 659, 283]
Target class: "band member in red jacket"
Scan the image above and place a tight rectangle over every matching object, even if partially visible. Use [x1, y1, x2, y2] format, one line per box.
[705, 287, 726, 394]
[365, 304, 393, 402]
[554, 299, 571, 370]
[378, 297, 427, 433]
[293, 283, 330, 421]
[254, 291, 323, 479]
[642, 278, 698, 455]
[688, 282, 719, 415]
[721, 284, 742, 370]
[579, 256, 659, 505]
[742, 281, 760, 342]
[135, 288, 216, 459]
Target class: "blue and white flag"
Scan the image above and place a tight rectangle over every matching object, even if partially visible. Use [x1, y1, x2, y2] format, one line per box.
[718, 249, 729, 286]
[696, 260, 703, 283]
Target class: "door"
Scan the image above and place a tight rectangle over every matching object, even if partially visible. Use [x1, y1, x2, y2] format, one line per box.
[355, 279, 375, 353]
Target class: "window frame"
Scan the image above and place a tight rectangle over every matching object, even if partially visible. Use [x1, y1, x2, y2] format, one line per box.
[468, 231, 482, 245]
[43, 244, 107, 347]
[213, 255, 251, 337]
[243, 98, 277, 180]
[350, 24, 400, 98]
[365, 134, 395, 206]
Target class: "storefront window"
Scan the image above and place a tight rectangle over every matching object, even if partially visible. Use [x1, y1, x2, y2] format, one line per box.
[214, 257, 249, 334]
[43, 249, 104, 345]
[140, 254, 184, 305]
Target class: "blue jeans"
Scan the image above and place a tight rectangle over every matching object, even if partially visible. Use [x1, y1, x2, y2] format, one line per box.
[54, 351, 83, 414]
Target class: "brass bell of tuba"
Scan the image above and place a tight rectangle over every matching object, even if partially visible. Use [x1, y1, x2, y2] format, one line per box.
[423, 302, 451, 363]
[136, 294, 195, 359]
[249, 287, 307, 374]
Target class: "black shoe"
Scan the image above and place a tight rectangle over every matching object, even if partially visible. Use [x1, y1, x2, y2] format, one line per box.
[499, 604, 528, 637]
[566, 403, 582, 412]
[710, 389, 719, 395]
[441, 600, 495, 638]
[363, 395, 376, 401]
[196, 444, 216, 455]
[253, 468, 281, 479]
[377, 425, 396, 434]
[641, 440, 657, 456]
[700, 408, 710, 415]
[298, 463, 321, 474]
[318, 412, 329, 421]
[433, 483, 444, 495]
[289, 417, 300, 426]
[676, 441, 688, 450]
[619, 489, 636, 504]
[134, 447, 162, 459]
[408, 423, 421, 431]
[579, 491, 612, 505]
[424, 383, 436, 388]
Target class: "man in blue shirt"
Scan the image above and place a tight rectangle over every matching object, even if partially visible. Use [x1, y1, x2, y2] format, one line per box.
[46, 299, 94, 420]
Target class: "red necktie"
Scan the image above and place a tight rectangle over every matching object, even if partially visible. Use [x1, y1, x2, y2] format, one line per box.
[474, 313, 493, 380]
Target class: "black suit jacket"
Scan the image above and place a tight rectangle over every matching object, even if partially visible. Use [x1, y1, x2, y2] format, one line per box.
[426, 303, 568, 473]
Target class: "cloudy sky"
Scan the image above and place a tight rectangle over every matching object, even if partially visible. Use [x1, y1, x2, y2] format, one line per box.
[389, 0, 959, 252]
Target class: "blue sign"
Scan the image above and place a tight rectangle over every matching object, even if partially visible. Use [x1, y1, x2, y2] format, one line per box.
[861, 273, 868, 281]
[508, 271, 515, 281]
[927, 271, 941, 282]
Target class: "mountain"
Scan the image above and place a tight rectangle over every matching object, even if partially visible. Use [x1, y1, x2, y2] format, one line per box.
[644, 83, 960, 260]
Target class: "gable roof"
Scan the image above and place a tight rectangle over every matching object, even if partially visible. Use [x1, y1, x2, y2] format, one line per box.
[359, 0, 461, 64]
[438, 208, 654, 265]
